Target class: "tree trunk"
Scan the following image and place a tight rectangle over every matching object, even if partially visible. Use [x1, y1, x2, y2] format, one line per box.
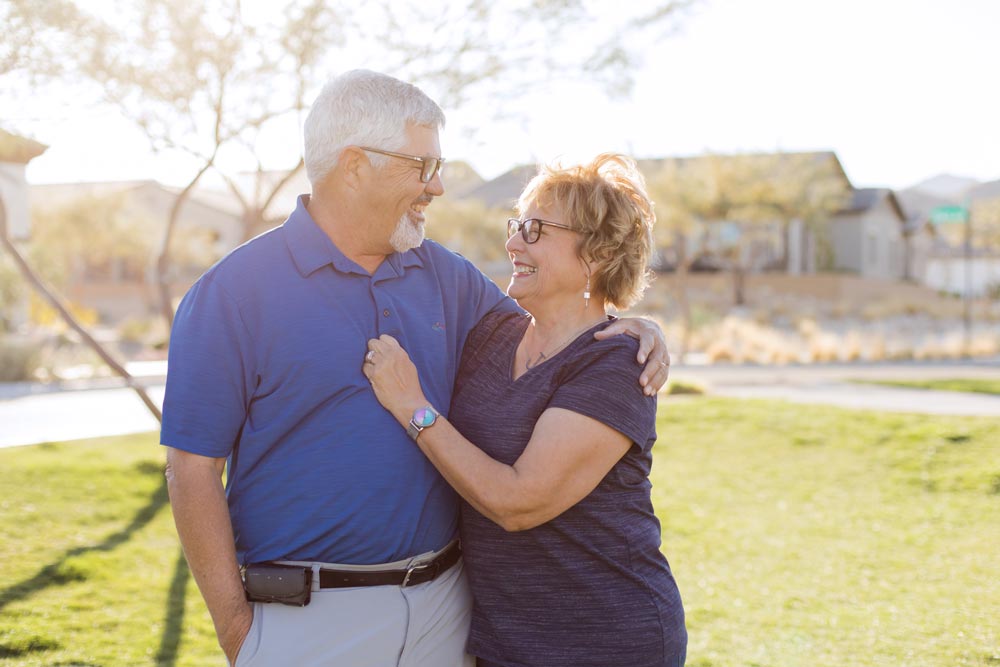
[1, 198, 162, 422]
[732, 263, 746, 306]
[779, 218, 790, 271]
[155, 162, 214, 329]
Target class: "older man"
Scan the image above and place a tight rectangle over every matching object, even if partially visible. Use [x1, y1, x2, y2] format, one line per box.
[161, 70, 669, 667]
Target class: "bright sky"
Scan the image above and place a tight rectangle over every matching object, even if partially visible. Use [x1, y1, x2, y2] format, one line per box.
[20, 0, 1000, 191]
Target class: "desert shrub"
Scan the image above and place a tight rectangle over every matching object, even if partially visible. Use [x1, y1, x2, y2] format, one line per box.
[118, 317, 154, 344]
[0, 336, 43, 382]
[666, 378, 705, 395]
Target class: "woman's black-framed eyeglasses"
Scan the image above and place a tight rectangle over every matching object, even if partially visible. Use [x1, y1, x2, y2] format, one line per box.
[506, 218, 579, 244]
[359, 146, 445, 183]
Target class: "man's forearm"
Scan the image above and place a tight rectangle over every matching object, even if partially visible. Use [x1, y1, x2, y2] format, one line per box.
[164, 448, 251, 658]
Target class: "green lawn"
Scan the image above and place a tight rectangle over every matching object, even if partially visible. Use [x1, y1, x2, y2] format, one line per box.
[1, 399, 998, 666]
[0, 434, 218, 666]
[854, 378, 1000, 396]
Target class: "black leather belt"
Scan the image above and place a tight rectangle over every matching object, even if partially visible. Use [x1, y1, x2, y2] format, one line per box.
[318, 540, 461, 589]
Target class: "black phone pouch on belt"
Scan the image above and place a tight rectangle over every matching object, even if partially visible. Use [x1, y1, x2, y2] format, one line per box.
[243, 563, 312, 607]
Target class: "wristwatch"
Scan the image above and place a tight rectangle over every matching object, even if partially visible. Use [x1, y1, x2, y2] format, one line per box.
[406, 405, 440, 441]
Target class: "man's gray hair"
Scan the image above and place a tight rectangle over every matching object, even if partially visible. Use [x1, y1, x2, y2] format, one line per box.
[303, 69, 446, 185]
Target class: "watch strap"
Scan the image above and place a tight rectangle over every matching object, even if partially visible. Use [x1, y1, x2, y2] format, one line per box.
[407, 405, 439, 441]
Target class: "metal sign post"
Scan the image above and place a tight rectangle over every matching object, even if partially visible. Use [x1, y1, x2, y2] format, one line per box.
[930, 205, 972, 355]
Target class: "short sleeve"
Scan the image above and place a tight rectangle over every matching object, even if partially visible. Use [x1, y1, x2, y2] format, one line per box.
[160, 276, 258, 457]
[450, 247, 522, 326]
[548, 339, 657, 451]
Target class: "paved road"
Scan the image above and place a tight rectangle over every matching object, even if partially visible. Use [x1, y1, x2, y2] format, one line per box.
[671, 359, 1000, 417]
[0, 383, 164, 449]
[2, 360, 998, 449]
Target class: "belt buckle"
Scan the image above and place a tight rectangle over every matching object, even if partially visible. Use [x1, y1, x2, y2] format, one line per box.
[401, 555, 436, 588]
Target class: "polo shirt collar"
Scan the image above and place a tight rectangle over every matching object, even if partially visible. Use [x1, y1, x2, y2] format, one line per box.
[284, 195, 424, 278]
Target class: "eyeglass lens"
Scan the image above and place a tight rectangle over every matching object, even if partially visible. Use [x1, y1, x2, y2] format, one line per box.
[421, 158, 442, 183]
[507, 219, 541, 243]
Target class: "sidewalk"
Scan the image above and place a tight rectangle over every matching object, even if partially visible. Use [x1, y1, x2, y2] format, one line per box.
[671, 358, 1000, 417]
[0, 361, 167, 449]
[0, 360, 167, 401]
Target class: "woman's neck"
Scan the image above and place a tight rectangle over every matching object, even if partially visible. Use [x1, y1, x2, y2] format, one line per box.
[517, 300, 609, 373]
[527, 303, 608, 341]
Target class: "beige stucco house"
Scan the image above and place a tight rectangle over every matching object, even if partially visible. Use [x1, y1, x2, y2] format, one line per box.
[0, 129, 48, 330]
[820, 188, 910, 280]
[29, 180, 245, 322]
[0, 128, 48, 241]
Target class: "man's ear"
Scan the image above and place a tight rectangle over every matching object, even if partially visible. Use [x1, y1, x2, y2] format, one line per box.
[339, 146, 368, 190]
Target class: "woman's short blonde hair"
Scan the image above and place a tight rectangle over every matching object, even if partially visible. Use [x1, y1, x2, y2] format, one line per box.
[517, 153, 655, 310]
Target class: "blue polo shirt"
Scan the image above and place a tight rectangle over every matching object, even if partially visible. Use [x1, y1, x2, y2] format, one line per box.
[161, 196, 516, 565]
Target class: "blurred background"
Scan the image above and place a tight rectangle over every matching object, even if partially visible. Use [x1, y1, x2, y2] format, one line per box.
[1, 3, 999, 666]
[1, 0, 998, 382]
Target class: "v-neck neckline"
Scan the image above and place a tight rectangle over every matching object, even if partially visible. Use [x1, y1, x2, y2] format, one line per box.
[507, 315, 612, 383]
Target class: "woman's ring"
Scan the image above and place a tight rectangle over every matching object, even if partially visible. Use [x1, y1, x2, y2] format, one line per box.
[365, 350, 376, 364]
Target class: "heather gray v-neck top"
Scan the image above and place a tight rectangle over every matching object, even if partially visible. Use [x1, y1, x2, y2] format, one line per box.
[450, 311, 687, 667]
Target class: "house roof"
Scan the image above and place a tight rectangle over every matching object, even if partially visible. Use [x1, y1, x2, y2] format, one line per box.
[0, 128, 48, 164]
[30, 179, 244, 221]
[638, 150, 851, 184]
[439, 160, 485, 199]
[460, 164, 539, 210]
[838, 188, 907, 221]
[457, 150, 853, 210]
[30, 179, 158, 203]
[903, 216, 935, 236]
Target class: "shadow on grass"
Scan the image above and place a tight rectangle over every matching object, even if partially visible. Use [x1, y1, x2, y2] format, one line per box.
[0, 479, 169, 612]
[154, 546, 190, 666]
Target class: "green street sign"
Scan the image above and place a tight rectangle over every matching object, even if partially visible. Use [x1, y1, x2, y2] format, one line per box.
[930, 205, 969, 225]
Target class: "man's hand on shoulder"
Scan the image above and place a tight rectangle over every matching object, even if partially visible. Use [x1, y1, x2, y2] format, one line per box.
[594, 317, 670, 396]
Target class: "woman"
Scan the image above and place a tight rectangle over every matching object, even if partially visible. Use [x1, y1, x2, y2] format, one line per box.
[363, 153, 686, 667]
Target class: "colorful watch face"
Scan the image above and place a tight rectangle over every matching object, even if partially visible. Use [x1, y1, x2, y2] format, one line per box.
[412, 407, 437, 428]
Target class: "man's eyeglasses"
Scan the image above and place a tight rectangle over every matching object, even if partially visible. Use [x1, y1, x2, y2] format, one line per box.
[506, 218, 579, 244]
[359, 146, 445, 183]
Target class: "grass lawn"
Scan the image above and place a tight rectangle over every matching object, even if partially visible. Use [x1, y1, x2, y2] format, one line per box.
[1, 399, 998, 666]
[0, 433, 218, 666]
[655, 398, 1000, 667]
[854, 378, 1000, 396]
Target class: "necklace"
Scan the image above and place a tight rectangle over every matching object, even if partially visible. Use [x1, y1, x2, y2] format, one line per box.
[523, 317, 608, 370]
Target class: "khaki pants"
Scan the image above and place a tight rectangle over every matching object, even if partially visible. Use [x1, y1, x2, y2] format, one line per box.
[233, 558, 473, 667]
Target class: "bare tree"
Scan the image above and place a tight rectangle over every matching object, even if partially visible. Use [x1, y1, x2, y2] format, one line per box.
[4, 0, 695, 328]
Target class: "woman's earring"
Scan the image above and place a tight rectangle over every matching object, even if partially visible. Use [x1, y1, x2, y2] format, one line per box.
[583, 275, 591, 308]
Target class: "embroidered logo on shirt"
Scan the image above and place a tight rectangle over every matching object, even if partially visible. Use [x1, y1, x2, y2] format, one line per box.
[432, 322, 446, 332]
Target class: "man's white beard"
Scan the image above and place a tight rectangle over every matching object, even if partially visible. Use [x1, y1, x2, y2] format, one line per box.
[389, 213, 425, 253]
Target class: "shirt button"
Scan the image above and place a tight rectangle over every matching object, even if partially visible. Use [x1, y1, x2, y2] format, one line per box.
[383, 309, 390, 317]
